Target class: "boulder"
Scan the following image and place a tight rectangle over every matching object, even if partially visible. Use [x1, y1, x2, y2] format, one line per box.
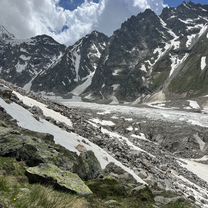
[87, 177, 127, 199]
[0, 85, 12, 99]
[130, 184, 154, 202]
[104, 162, 137, 184]
[73, 151, 102, 180]
[104, 199, 120, 207]
[26, 164, 92, 195]
[0, 125, 78, 170]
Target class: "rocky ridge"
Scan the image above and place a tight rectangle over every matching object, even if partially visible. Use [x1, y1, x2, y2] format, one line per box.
[0, 2, 208, 103]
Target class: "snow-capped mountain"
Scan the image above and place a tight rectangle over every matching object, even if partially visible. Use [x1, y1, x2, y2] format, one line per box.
[31, 31, 108, 94]
[0, 33, 66, 90]
[86, 2, 208, 102]
[0, 2, 208, 103]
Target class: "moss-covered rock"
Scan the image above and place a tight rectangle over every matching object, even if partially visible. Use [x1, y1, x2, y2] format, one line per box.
[87, 177, 128, 199]
[73, 151, 102, 180]
[0, 123, 78, 170]
[103, 162, 138, 185]
[26, 164, 92, 195]
[130, 185, 154, 203]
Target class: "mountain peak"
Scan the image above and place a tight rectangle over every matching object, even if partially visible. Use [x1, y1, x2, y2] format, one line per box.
[0, 25, 15, 40]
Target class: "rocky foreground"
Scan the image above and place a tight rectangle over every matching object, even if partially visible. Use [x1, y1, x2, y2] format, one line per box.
[0, 80, 206, 208]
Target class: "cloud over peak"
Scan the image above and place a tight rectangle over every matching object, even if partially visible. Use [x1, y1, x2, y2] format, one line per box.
[0, 0, 165, 45]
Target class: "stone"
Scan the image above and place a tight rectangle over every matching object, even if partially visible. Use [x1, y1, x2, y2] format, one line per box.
[104, 200, 120, 207]
[104, 162, 137, 184]
[73, 151, 102, 180]
[188, 195, 196, 202]
[130, 185, 154, 202]
[26, 164, 92, 195]
[0, 85, 12, 99]
[76, 144, 87, 153]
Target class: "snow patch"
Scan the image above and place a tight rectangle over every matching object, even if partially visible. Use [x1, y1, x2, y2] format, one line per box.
[186, 34, 196, 48]
[15, 62, 27, 73]
[90, 118, 115, 126]
[73, 50, 81, 82]
[188, 100, 200, 110]
[179, 159, 208, 183]
[19, 55, 31, 61]
[72, 71, 95, 96]
[169, 54, 188, 77]
[13, 91, 73, 127]
[201, 56, 206, 71]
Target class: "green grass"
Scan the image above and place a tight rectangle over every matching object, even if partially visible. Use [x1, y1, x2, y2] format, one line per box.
[0, 177, 10, 192]
[163, 201, 193, 208]
[15, 185, 78, 208]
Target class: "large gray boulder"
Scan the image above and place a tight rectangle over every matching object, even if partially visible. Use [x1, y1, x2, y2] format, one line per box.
[73, 150, 102, 180]
[26, 164, 92, 195]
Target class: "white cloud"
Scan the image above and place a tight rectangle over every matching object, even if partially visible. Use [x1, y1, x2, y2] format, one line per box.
[0, 0, 165, 45]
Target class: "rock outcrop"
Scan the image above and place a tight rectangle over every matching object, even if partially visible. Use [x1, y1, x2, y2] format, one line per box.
[26, 164, 92, 195]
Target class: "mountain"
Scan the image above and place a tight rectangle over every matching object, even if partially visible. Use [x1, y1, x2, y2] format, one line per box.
[85, 2, 208, 102]
[31, 31, 108, 94]
[0, 33, 66, 90]
[0, 2, 208, 103]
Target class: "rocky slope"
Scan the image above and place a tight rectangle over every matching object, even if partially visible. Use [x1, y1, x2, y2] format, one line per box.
[0, 81, 196, 208]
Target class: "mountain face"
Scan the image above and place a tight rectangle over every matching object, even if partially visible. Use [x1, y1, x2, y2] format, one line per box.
[0, 33, 66, 90]
[86, 2, 208, 102]
[0, 2, 208, 103]
[31, 31, 108, 94]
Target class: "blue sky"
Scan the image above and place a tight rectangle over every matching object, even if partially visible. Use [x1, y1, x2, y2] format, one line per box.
[59, 0, 99, 10]
[59, 0, 207, 10]
[164, 0, 208, 7]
